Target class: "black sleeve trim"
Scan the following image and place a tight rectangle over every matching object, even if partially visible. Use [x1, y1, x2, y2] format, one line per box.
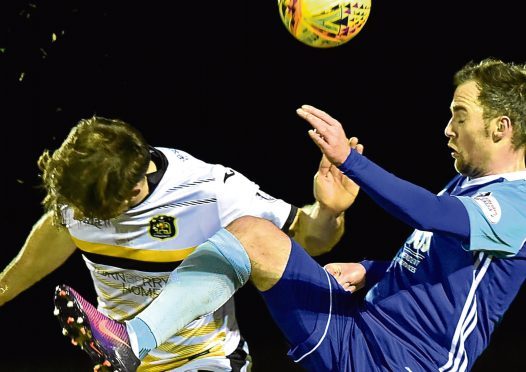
[282, 205, 299, 233]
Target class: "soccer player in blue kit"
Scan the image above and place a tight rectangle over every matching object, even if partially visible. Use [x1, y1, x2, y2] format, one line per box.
[52, 58, 525, 371]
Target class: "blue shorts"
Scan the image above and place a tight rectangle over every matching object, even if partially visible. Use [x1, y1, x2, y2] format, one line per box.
[259, 239, 366, 371]
[259, 239, 428, 372]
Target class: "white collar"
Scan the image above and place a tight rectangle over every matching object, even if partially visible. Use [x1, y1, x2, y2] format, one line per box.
[461, 170, 526, 188]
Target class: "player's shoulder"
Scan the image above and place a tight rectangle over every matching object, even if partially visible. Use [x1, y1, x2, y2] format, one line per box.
[468, 177, 526, 224]
[154, 146, 197, 163]
[157, 146, 218, 171]
[458, 172, 524, 213]
[152, 146, 250, 184]
[477, 177, 526, 200]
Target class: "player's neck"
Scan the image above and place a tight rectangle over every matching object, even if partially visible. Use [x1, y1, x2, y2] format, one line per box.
[487, 149, 526, 175]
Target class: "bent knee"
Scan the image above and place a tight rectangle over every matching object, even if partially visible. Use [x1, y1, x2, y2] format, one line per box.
[226, 216, 280, 239]
[226, 216, 290, 253]
[226, 216, 292, 291]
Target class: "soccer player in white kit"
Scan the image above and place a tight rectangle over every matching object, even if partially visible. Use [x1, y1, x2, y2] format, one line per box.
[0, 116, 363, 371]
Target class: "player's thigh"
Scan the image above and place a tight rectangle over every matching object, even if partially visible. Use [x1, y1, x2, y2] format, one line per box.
[260, 239, 357, 367]
[227, 216, 292, 291]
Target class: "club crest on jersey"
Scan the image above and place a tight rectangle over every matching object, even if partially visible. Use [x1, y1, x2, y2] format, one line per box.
[473, 192, 501, 224]
[149, 215, 177, 240]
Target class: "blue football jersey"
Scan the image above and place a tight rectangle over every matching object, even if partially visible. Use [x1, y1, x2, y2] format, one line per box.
[360, 172, 526, 371]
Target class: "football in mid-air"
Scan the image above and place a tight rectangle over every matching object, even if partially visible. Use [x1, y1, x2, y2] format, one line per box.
[277, 0, 371, 48]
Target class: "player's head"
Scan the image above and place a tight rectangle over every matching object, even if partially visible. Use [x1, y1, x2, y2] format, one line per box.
[445, 58, 526, 177]
[454, 59, 526, 150]
[38, 116, 150, 225]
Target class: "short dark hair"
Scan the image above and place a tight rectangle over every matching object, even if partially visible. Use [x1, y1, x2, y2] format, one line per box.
[454, 58, 526, 151]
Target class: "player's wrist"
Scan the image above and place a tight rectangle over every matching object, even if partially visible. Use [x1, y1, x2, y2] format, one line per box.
[316, 201, 346, 218]
[0, 283, 9, 306]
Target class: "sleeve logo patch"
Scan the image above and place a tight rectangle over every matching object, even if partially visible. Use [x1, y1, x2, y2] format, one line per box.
[473, 192, 501, 224]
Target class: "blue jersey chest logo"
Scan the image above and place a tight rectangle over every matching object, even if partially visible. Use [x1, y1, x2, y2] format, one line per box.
[393, 230, 433, 273]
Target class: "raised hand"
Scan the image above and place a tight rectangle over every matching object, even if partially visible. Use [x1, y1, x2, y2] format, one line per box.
[314, 137, 364, 214]
[297, 105, 354, 166]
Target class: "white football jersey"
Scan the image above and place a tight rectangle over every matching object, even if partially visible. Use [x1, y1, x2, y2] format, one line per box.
[65, 147, 294, 371]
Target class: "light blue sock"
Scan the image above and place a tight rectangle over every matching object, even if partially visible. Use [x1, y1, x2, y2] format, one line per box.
[126, 228, 251, 358]
[126, 318, 156, 359]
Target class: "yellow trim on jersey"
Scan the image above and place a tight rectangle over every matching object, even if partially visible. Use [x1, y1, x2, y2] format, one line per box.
[140, 332, 227, 371]
[70, 236, 196, 262]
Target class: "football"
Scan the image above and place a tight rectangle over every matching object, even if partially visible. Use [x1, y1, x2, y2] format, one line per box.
[277, 0, 371, 48]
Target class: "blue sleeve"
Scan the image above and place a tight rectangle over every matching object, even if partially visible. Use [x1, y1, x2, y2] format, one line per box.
[338, 150, 470, 240]
[360, 260, 391, 291]
[456, 183, 526, 256]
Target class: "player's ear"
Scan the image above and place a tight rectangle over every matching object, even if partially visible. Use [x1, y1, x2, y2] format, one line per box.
[130, 187, 141, 197]
[492, 116, 512, 142]
[127, 179, 146, 203]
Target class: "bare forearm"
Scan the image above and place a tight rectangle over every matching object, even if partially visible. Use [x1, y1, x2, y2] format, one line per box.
[0, 253, 52, 305]
[0, 212, 76, 306]
[289, 201, 345, 256]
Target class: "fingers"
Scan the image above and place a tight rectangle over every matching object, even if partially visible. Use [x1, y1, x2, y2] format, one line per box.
[307, 127, 329, 150]
[299, 106, 353, 148]
[325, 262, 366, 293]
[356, 144, 364, 154]
[317, 154, 332, 177]
[300, 105, 356, 166]
[325, 263, 353, 292]
[349, 137, 364, 155]
[349, 137, 359, 147]
[297, 106, 336, 139]
[324, 263, 342, 278]
[311, 128, 327, 142]
[300, 105, 338, 126]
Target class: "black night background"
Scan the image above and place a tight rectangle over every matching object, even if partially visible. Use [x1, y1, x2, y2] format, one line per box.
[2, 1, 525, 371]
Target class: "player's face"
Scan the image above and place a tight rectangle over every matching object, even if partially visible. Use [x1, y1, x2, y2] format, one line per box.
[444, 81, 495, 178]
[71, 177, 147, 221]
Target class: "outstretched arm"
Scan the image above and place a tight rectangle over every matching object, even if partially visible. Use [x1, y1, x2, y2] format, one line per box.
[290, 138, 364, 256]
[0, 211, 77, 306]
[297, 105, 470, 240]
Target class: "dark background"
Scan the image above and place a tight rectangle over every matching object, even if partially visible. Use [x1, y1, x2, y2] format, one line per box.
[2, 1, 525, 371]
